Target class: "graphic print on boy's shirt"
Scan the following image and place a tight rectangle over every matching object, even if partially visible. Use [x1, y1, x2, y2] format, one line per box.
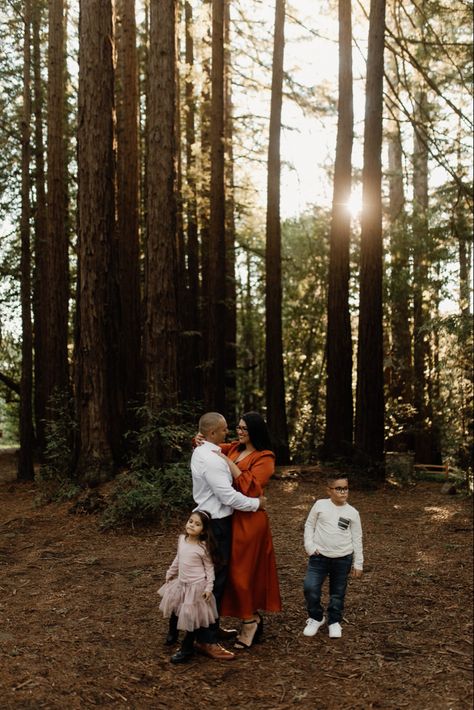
[337, 517, 350, 530]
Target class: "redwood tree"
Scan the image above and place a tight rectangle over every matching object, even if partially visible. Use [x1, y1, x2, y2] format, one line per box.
[32, 0, 48, 454]
[18, 0, 35, 482]
[206, 0, 227, 412]
[75, 0, 116, 482]
[43, 0, 70, 440]
[115, 0, 140, 435]
[324, 0, 354, 459]
[354, 0, 386, 466]
[265, 0, 289, 463]
[144, 0, 179, 417]
[181, 0, 202, 404]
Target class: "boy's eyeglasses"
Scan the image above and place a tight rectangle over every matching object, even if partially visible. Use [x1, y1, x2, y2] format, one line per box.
[329, 487, 349, 493]
[236, 425, 248, 432]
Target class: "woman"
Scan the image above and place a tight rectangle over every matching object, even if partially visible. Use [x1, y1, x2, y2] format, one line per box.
[218, 411, 282, 649]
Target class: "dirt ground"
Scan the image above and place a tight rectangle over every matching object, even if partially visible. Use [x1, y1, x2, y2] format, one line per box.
[0, 452, 472, 710]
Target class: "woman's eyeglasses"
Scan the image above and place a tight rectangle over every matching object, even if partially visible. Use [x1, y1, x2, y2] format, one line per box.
[236, 425, 248, 432]
[329, 487, 349, 493]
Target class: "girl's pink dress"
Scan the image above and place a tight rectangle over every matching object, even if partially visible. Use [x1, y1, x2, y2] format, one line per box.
[158, 535, 218, 632]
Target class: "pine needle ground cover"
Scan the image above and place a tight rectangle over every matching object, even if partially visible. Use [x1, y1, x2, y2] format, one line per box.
[0, 457, 472, 709]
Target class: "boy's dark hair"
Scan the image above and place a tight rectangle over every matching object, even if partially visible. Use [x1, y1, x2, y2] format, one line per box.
[237, 411, 273, 452]
[191, 510, 222, 568]
[326, 474, 349, 486]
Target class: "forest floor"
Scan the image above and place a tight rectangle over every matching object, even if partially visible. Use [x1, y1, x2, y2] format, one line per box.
[0, 451, 472, 710]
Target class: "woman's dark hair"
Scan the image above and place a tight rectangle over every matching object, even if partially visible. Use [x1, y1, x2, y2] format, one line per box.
[191, 510, 221, 568]
[238, 411, 273, 452]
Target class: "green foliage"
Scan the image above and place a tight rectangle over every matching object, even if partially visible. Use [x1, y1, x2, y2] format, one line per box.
[281, 209, 330, 461]
[36, 391, 79, 503]
[127, 402, 200, 464]
[99, 463, 193, 530]
[99, 404, 196, 529]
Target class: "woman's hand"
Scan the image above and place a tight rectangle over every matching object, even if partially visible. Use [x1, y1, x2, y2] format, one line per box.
[202, 590, 212, 602]
[194, 432, 205, 446]
[215, 452, 241, 479]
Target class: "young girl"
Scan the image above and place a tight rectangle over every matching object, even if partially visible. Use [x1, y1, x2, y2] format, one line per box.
[158, 510, 219, 656]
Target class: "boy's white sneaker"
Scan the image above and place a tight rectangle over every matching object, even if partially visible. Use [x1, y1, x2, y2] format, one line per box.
[328, 622, 342, 638]
[303, 617, 326, 637]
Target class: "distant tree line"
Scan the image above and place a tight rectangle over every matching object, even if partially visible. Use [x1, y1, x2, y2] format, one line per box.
[0, 0, 471, 485]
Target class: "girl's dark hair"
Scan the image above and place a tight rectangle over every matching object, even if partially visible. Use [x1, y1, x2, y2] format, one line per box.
[190, 510, 221, 568]
[237, 411, 273, 452]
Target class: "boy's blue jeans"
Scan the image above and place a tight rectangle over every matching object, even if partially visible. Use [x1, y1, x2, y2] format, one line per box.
[304, 552, 353, 625]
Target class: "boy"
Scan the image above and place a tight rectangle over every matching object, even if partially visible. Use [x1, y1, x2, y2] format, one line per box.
[302, 476, 363, 638]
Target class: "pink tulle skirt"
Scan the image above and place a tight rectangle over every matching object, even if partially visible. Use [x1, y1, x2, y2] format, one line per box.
[158, 578, 218, 632]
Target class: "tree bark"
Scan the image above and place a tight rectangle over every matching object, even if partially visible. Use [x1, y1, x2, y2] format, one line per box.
[206, 0, 227, 412]
[354, 0, 386, 467]
[32, 0, 49, 455]
[224, 0, 237, 421]
[181, 0, 202, 404]
[387, 102, 412, 405]
[144, 0, 179, 416]
[412, 89, 429, 426]
[115, 0, 140, 435]
[265, 0, 289, 463]
[43, 0, 70, 443]
[199, 1, 212, 402]
[18, 0, 35, 482]
[324, 0, 354, 459]
[76, 0, 116, 482]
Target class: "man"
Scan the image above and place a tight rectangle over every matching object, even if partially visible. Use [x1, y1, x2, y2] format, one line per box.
[171, 412, 266, 663]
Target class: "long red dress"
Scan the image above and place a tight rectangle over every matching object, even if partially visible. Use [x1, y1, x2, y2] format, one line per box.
[220, 442, 282, 618]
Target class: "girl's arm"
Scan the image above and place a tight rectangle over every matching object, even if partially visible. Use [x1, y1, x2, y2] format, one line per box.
[165, 552, 179, 581]
[201, 548, 215, 599]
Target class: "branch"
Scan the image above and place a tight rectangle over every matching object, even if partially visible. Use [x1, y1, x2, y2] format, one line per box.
[0, 371, 20, 395]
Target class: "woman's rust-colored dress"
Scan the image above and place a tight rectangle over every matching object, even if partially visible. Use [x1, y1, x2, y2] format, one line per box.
[220, 442, 282, 618]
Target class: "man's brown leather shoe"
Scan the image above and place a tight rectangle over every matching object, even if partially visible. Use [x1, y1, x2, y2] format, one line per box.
[194, 642, 236, 660]
[217, 627, 239, 640]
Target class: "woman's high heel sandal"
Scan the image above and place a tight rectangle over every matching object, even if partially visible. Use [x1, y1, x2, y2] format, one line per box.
[234, 613, 263, 650]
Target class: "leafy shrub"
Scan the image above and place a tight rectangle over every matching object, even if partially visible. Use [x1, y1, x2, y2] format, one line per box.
[100, 404, 198, 529]
[37, 391, 80, 503]
[100, 463, 193, 530]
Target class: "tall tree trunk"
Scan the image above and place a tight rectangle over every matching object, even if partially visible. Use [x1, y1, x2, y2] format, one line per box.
[44, 0, 70, 445]
[18, 0, 35, 481]
[224, 0, 237, 420]
[387, 103, 412, 406]
[199, 1, 212, 403]
[241, 249, 258, 413]
[144, 0, 179, 419]
[32, 0, 48, 455]
[76, 0, 116, 482]
[412, 89, 429, 428]
[354, 0, 386, 467]
[115, 0, 140, 434]
[324, 0, 354, 459]
[206, 0, 227, 412]
[182, 0, 202, 403]
[265, 0, 289, 463]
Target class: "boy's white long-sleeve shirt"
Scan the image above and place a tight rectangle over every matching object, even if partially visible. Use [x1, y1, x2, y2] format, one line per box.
[304, 498, 364, 570]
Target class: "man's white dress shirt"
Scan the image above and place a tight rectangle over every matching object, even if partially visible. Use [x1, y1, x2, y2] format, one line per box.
[191, 440, 260, 519]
